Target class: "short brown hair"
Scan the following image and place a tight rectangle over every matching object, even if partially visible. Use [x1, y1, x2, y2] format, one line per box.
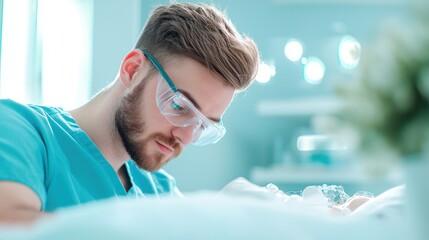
[135, 2, 259, 91]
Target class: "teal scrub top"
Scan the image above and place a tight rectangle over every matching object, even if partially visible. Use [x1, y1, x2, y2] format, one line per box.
[0, 99, 180, 211]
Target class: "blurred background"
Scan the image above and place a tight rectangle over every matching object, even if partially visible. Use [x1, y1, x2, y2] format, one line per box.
[0, 0, 411, 195]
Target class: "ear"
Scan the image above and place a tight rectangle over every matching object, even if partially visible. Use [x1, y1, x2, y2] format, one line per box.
[119, 49, 146, 88]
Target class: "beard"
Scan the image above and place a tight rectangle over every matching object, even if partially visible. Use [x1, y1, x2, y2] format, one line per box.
[114, 77, 181, 171]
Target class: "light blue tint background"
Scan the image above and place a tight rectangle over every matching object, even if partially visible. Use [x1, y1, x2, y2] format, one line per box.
[90, 0, 409, 194]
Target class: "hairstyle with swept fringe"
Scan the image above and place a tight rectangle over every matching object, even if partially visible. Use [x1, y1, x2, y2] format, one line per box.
[135, 2, 259, 91]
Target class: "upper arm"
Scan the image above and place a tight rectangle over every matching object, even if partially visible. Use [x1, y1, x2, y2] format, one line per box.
[0, 101, 48, 209]
[0, 181, 43, 224]
[0, 181, 42, 210]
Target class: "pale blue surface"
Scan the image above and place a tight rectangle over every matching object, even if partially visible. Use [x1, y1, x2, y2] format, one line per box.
[0, 99, 178, 211]
[0, 191, 409, 240]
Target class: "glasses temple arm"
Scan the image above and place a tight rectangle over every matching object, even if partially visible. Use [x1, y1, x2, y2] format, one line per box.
[139, 49, 179, 93]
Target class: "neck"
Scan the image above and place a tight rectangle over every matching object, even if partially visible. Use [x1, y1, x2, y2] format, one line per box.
[69, 79, 129, 172]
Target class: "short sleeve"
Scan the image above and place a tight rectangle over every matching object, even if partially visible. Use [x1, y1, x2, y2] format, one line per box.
[0, 100, 48, 207]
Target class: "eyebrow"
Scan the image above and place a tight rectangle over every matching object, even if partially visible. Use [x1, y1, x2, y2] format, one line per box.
[178, 89, 221, 123]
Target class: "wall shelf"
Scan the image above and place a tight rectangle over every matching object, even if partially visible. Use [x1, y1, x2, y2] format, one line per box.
[256, 96, 343, 116]
[250, 165, 403, 185]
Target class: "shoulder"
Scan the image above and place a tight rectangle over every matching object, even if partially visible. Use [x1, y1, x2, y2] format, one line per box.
[0, 99, 49, 126]
[0, 99, 68, 133]
[0, 100, 51, 206]
[0, 99, 43, 134]
[0, 99, 55, 155]
[0, 99, 61, 158]
[0, 99, 33, 117]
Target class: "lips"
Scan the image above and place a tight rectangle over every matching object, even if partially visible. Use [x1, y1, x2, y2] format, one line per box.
[156, 141, 173, 155]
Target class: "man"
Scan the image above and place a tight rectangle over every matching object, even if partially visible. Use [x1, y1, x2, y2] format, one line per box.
[0, 2, 259, 224]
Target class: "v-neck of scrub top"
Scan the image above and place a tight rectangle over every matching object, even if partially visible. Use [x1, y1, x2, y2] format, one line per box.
[61, 110, 136, 196]
[124, 162, 146, 198]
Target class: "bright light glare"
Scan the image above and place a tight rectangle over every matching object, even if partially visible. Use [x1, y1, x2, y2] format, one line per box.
[255, 62, 276, 84]
[303, 57, 325, 84]
[0, 0, 32, 103]
[284, 40, 303, 62]
[338, 35, 361, 69]
[39, 0, 92, 109]
[297, 135, 346, 151]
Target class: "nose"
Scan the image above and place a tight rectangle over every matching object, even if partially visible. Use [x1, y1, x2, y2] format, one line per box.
[171, 124, 197, 145]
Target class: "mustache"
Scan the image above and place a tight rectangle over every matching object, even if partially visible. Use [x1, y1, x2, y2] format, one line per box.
[153, 133, 180, 150]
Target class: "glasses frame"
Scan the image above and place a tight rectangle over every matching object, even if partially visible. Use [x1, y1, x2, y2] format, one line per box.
[140, 49, 226, 145]
[142, 50, 179, 93]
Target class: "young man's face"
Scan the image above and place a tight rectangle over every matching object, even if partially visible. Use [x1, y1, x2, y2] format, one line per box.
[115, 56, 235, 171]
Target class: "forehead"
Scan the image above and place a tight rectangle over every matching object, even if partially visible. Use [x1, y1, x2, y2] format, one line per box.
[161, 56, 236, 119]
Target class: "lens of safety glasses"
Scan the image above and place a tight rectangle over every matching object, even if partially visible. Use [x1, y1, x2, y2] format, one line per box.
[156, 76, 226, 145]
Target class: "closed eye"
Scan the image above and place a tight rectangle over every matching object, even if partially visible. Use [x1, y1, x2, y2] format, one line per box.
[171, 100, 184, 111]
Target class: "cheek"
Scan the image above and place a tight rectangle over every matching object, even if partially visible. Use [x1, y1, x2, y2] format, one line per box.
[142, 90, 171, 133]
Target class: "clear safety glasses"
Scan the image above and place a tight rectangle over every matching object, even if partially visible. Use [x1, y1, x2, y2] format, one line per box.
[141, 49, 226, 146]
